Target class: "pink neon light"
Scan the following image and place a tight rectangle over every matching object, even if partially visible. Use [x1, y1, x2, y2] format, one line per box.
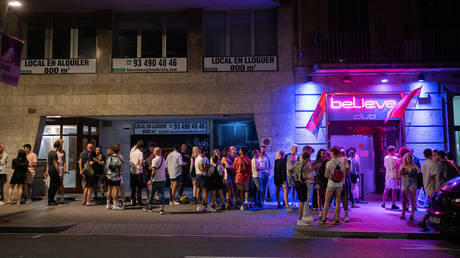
[330, 97, 397, 110]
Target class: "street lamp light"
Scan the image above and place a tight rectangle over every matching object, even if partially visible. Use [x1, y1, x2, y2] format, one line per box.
[2, 0, 22, 32]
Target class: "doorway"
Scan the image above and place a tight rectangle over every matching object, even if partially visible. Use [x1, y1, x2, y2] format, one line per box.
[330, 135, 375, 195]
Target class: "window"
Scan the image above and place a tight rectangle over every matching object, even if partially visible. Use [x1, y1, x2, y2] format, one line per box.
[78, 16, 97, 58]
[53, 16, 71, 59]
[205, 10, 277, 57]
[24, 16, 46, 59]
[114, 13, 188, 58]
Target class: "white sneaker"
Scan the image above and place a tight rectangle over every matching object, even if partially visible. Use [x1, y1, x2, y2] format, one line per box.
[297, 220, 309, 226]
[174, 200, 180, 205]
[197, 205, 204, 212]
[26, 199, 31, 204]
[304, 215, 314, 223]
[113, 205, 124, 210]
[159, 210, 165, 215]
[0, 201, 4, 205]
[344, 215, 349, 223]
[208, 206, 217, 212]
[106, 204, 112, 210]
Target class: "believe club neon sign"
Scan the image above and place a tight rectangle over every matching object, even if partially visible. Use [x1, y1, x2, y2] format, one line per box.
[327, 94, 401, 121]
[330, 96, 397, 110]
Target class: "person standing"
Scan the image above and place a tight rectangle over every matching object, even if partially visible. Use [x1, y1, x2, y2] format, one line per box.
[45, 141, 62, 206]
[178, 144, 190, 198]
[438, 151, 459, 187]
[56, 139, 66, 203]
[293, 152, 319, 226]
[337, 149, 351, 223]
[319, 146, 346, 225]
[144, 143, 156, 204]
[190, 146, 199, 204]
[400, 153, 420, 220]
[208, 155, 226, 211]
[382, 146, 400, 210]
[166, 144, 183, 205]
[274, 150, 287, 209]
[286, 146, 299, 210]
[6, 150, 28, 205]
[258, 146, 271, 205]
[418, 149, 438, 230]
[313, 149, 328, 220]
[144, 147, 166, 214]
[0, 144, 8, 203]
[79, 143, 96, 206]
[234, 147, 252, 211]
[195, 147, 210, 212]
[251, 150, 263, 208]
[105, 146, 124, 210]
[221, 147, 236, 209]
[23, 144, 37, 204]
[347, 150, 360, 207]
[129, 141, 144, 206]
[114, 144, 126, 205]
[93, 146, 106, 201]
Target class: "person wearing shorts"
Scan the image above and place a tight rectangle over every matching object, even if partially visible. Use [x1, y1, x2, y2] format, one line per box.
[166, 144, 183, 205]
[382, 146, 400, 210]
[195, 147, 210, 212]
[399, 153, 421, 220]
[105, 146, 124, 210]
[234, 147, 252, 211]
[23, 144, 37, 204]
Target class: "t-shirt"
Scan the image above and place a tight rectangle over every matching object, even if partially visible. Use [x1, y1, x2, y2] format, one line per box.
[286, 153, 297, 175]
[251, 158, 263, 178]
[195, 155, 209, 176]
[0, 152, 8, 174]
[57, 150, 66, 173]
[48, 150, 59, 176]
[93, 154, 106, 176]
[234, 156, 252, 184]
[422, 159, 438, 195]
[165, 150, 183, 179]
[26, 152, 38, 173]
[129, 148, 143, 175]
[80, 151, 96, 171]
[181, 152, 190, 175]
[326, 158, 346, 188]
[258, 154, 271, 174]
[151, 156, 166, 182]
[384, 155, 398, 180]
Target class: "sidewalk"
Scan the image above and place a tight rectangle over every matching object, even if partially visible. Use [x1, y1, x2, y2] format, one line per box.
[0, 195, 441, 239]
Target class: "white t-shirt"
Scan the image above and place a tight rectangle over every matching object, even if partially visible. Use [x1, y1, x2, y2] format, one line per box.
[286, 153, 297, 175]
[422, 159, 438, 195]
[195, 155, 209, 176]
[251, 158, 263, 178]
[165, 150, 183, 179]
[129, 148, 143, 175]
[151, 156, 166, 182]
[384, 155, 398, 181]
[326, 158, 346, 188]
[0, 152, 8, 174]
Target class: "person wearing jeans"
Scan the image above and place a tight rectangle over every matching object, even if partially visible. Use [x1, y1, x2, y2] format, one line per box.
[251, 150, 264, 207]
[258, 146, 271, 204]
[145, 147, 166, 215]
[45, 141, 62, 206]
[129, 141, 144, 206]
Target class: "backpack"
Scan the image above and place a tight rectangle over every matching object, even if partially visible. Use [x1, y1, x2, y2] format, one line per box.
[331, 165, 345, 183]
[107, 155, 122, 180]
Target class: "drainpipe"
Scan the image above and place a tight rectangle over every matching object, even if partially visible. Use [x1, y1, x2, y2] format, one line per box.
[297, 0, 303, 60]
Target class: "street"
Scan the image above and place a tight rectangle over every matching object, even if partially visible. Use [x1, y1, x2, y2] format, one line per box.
[0, 234, 459, 258]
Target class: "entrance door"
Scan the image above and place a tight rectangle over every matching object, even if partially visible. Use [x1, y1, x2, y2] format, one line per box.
[330, 135, 375, 194]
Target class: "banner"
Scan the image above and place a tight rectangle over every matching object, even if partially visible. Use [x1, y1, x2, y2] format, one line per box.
[306, 90, 326, 136]
[134, 121, 209, 135]
[112, 57, 187, 73]
[385, 87, 422, 123]
[0, 33, 23, 86]
[21, 59, 96, 74]
[203, 56, 277, 72]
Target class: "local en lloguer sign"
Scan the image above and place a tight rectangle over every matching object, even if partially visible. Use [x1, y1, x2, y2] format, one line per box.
[203, 56, 277, 72]
[327, 94, 401, 121]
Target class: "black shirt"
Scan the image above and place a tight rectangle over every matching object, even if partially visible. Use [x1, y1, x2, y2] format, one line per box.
[181, 152, 190, 175]
[93, 154, 106, 176]
[48, 150, 59, 176]
[80, 151, 96, 170]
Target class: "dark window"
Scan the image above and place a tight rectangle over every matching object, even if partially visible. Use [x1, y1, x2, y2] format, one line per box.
[141, 15, 162, 58]
[204, 12, 226, 56]
[78, 16, 96, 58]
[25, 17, 46, 59]
[328, 0, 369, 32]
[166, 15, 187, 57]
[230, 13, 251, 56]
[115, 14, 138, 58]
[255, 11, 277, 55]
[53, 16, 71, 59]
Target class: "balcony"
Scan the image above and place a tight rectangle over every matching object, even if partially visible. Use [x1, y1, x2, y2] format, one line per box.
[307, 31, 460, 69]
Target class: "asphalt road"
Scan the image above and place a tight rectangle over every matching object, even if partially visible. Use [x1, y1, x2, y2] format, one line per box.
[1, 234, 459, 258]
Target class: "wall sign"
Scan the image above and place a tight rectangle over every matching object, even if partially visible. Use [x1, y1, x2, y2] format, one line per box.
[112, 57, 187, 73]
[134, 121, 209, 135]
[203, 56, 277, 72]
[21, 59, 96, 74]
[327, 94, 401, 121]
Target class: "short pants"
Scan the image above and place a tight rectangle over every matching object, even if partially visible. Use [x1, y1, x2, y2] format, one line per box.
[25, 172, 35, 184]
[197, 175, 209, 189]
[107, 179, 121, 187]
[236, 181, 249, 192]
[171, 174, 183, 183]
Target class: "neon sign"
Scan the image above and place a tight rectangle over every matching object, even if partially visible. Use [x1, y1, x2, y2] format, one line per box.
[330, 96, 397, 110]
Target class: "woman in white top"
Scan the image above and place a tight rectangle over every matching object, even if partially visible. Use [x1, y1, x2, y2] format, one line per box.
[251, 150, 264, 207]
[190, 146, 200, 204]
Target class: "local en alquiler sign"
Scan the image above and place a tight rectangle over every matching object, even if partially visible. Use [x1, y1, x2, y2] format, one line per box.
[20, 59, 96, 74]
[327, 94, 401, 121]
[112, 57, 187, 73]
[134, 121, 209, 135]
[203, 56, 277, 72]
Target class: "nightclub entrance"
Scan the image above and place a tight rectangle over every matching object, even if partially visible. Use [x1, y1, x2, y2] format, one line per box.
[326, 93, 404, 194]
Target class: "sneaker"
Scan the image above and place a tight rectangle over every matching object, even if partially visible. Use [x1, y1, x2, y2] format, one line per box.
[208, 206, 217, 212]
[240, 206, 244, 211]
[174, 200, 180, 205]
[318, 219, 326, 225]
[159, 210, 165, 215]
[25, 199, 31, 204]
[106, 204, 112, 210]
[277, 204, 282, 209]
[169, 201, 174, 205]
[113, 205, 124, 210]
[286, 207, 293, 212]
[344, 215, 350, 223]
[297, 220, 309, 226]
[0, 201, 4, 205]
[305, 215, 314, 223]
[197, 205, 204, 212]
[392, 204, 400, 210]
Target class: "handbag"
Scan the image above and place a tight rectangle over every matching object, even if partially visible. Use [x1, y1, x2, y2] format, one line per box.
[83, 160, 95, 177]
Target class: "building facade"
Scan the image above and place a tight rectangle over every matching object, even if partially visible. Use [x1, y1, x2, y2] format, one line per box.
[0, 0, 459, 196]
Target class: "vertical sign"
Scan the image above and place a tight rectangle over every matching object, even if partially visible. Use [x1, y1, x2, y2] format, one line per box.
[0, 32, 23, 86]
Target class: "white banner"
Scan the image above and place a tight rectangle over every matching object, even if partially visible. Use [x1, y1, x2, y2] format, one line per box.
[21, 59, 96, 74]
[134, 121, 209, 135]
[112, 57, 187, 73]
[203, 56, 277, 72]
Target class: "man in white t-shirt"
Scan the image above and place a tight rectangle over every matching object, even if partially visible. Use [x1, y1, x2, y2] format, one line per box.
[195, 147, 210, 212]
[129, 141, 144, 206]
[285, 145, 298, 210]
[165, 144, 183, 205]
[419, 148, 439, 230]
[144, 147, 166, 215]
[382, 146, 400, 210]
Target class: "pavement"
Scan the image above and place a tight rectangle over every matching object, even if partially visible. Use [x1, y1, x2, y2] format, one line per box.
[0, 191, 442, 240]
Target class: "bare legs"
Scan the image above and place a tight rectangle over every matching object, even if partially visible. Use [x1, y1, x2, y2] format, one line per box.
[283, 184, 291, 209]
[382, 188, 397, 207]
[7, 184, 23, 205]
[211, 189, 225, 207]
[321, 189, 341, 222]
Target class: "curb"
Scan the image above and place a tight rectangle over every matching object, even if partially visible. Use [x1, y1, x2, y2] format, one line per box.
[294, 228, 444, 240]
[0, 223, 76, 234]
